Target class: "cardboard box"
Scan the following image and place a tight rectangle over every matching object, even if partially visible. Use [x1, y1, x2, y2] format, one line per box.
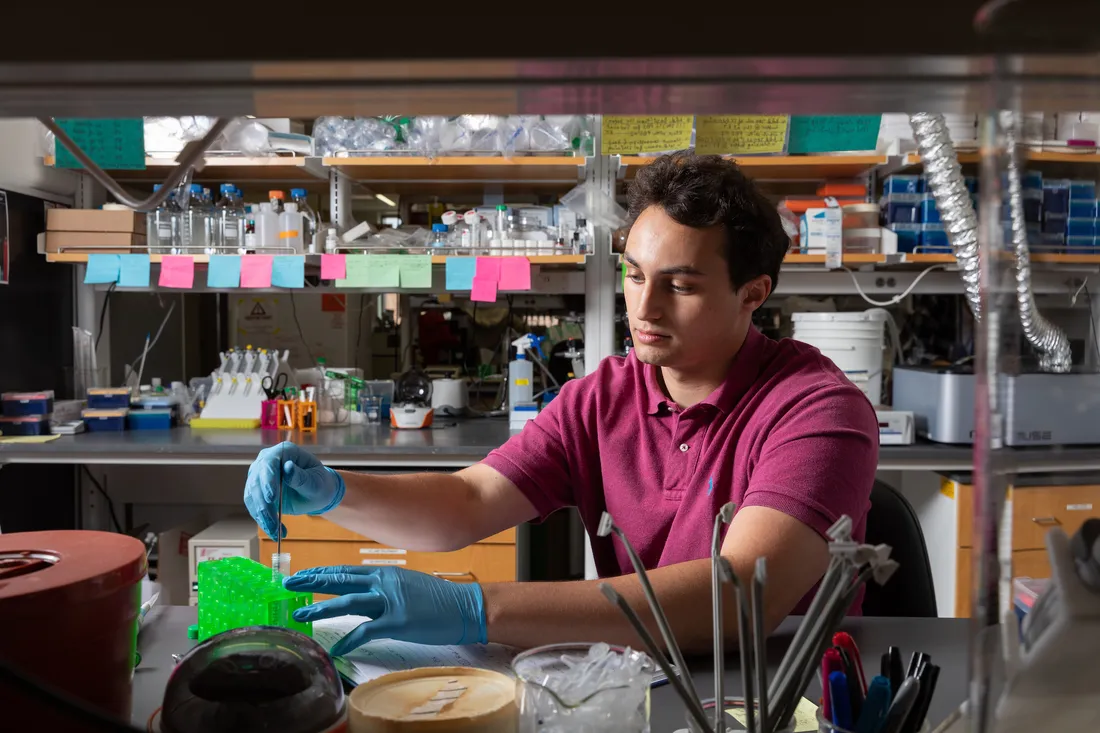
[800, 207, 843, 253]
[46, 231, 146, 254]
[47, 208, 146, 235]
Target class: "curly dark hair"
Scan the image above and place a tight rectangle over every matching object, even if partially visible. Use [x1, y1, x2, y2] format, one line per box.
[627, 151, 790, 292]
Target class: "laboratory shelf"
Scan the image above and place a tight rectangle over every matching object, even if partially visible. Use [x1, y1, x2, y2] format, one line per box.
[903, 151, 1100, 167]
[619, 155, 889, 181]
[324, 155, 586, 193]
[45, 155, 328, 189]
[783, 253, 1100, 266]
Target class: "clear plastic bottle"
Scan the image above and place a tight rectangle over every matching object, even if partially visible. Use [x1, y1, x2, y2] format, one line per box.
[461, 210, 481, 252]
[147, 184, 177, 255]
[202, 188, 218, 254]
[280, 202, 305, 253]
[429, 223, 449, 251]
[290, 188, 319, 253]
[181, 183, 208, 253]
[256, 202, 279, 250]
[243, 205, 257, 251]
[215, 183, 245, 253]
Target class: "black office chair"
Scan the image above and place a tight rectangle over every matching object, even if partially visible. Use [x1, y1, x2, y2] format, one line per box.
[861, 479, 938, 618]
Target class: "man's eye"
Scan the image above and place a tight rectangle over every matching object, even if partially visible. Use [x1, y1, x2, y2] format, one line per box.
[671, 283, 694, 293]
[628, 272, 644, 283]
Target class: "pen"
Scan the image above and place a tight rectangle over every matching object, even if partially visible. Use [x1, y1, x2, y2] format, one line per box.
[906, 651, 929, 680]
[886, 647, 904, 695]
[834, 645, 863, 723]
[821, 647, 844, 721]
[880, 676, 921, 733]
[905, 663, 940, 733]
[828, 671, 853, 731]
[854, 675, 892, 733]
[834, 631, 867, 693]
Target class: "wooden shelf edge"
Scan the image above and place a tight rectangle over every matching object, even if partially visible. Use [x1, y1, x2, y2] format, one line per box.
[323, 156, 585, 167]
[46, 252, 588, 266]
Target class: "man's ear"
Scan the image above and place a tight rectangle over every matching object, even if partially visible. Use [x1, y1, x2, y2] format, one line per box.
[739, 275, 772, 311]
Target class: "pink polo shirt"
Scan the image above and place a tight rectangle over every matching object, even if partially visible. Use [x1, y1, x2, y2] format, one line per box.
[482, 326, 879, 614]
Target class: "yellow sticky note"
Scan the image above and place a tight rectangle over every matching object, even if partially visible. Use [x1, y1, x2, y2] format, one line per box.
[695, 115, 790, 155]
[728, 697, 817, 732]
[601, 115, 693, 155]
[0, 434, 60, 444]
[940, 479, 956, 499]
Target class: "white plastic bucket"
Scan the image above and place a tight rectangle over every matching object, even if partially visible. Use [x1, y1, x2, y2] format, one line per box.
[792, 310, 888, 404]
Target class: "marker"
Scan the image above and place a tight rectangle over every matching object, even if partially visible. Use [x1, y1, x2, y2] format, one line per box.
[821, 648, 844, 720]
[880, 676, 921, 733]
[854, 676, 892, 733]
[829, 671, 853, 731]
[834, 631, 867, 693]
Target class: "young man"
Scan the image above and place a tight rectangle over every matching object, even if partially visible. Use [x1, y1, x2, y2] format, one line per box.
[244, 152, 878, 656]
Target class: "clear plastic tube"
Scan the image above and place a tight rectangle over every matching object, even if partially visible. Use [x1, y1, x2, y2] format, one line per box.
[272, 552, 291, 581]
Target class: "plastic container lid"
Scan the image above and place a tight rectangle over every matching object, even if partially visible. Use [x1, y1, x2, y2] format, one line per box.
[290, 188, 307, 197]
[463, 211, 480, 225]
[269, 190, 285, 200]
[441, 211, 458, 226]
[219, 183, 234, 194]
[842, 203, 879, 214]
[189, 183, 203, 193]
[432, 223, 448, 232]
[349, 667, 515, 732]
[495, 204, 508, 211]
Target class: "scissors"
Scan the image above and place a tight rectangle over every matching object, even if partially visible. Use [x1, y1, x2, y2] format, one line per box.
[262, 373, 288, 400]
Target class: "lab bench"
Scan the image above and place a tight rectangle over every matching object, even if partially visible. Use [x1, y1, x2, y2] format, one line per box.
[131, 605, 972, 731]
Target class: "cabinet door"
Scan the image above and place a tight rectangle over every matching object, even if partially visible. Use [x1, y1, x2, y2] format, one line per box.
[1012, 549, 1052, 580]
[268, 515, 516, 545]
[955, 547, 972, 618]
[1011, 486, 1100, 551]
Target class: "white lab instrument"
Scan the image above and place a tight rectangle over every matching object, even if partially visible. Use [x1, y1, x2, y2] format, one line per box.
[280, 202, 304, 253]
[187, 518, 260, 606]
[430, 378, 468, 416]
[390, 368, 434, 430]
[875, 409, 915, 445]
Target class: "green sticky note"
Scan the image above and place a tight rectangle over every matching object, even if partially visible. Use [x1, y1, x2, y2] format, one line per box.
[788, 115, 881, 154]
[399, 255, 433, 288]
[337, 256, 371, 288]
[365, 255, 401, 289]
[54, 118, 146, 170]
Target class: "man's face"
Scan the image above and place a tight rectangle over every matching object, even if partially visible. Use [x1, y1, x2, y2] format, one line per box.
[623, 206, 770, 371]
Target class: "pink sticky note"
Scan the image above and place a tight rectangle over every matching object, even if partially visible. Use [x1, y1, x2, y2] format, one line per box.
[241, 255, 274, 288]
[321, 254, 346, 280]
[158, 256, 194, 289]
[498, 256, 532, 291]
[475, 257, 502, 283]
[470, 275, 498, 303]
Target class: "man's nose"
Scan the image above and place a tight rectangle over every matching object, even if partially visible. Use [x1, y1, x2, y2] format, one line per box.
[632, 282, 662, 323]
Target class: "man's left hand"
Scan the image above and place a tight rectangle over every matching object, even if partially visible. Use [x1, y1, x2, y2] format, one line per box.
[284, 565, 488, 656]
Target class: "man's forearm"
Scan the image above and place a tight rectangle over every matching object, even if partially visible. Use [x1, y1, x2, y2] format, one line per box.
[482, 557, 787, 654]
[326, 471, 483, 552]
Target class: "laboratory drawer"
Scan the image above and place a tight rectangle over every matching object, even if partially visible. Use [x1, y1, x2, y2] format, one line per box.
[1010, 485, 1100, 551]
[260, 539, 516, 598]
[272, 514, 515, 545]
[1012, 549, 1052, 581]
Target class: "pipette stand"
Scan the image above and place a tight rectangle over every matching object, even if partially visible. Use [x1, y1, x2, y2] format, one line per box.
[193, 348, 294, 428]
[993, 527, 1100, 733]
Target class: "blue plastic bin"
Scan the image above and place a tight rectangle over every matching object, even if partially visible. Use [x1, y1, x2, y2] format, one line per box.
[890, 224, 921, 253]
[884, 175, 921, 195]
[1071, 180, 1097, 200]
[881, 194, 921, 224]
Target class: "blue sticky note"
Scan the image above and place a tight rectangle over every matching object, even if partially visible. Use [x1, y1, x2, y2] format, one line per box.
[207, 255, 242, 288]
[445, 257, 477, 290]
[84, 254, 120, 284]
[272, 256, 305, 288]
[118, 254, 150, 287]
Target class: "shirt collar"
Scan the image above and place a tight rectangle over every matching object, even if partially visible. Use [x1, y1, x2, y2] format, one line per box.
[643, 327, 768, 416]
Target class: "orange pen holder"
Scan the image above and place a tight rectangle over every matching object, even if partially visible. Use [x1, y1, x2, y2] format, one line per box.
[277, 400, 297, 430]
[297, 401, 317, 432]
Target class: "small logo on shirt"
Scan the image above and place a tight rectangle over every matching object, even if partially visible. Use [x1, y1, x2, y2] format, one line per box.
[707, 476, 714, 496]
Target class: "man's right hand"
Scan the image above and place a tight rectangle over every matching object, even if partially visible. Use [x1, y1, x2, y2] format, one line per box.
[244, 441, 346, 540]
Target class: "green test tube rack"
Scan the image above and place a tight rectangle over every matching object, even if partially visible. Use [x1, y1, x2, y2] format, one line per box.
[196, 555, 313, 641]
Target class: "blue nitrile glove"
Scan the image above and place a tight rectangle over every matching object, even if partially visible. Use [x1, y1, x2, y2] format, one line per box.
[243, 441, 346, 540]
[284, 565, 487, 656]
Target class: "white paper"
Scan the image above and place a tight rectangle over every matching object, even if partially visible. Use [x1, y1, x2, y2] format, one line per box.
[312, 616, 518, 686]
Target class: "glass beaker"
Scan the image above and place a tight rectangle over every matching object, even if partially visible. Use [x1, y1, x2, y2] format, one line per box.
[359, 393, 383, 425]
[513, 642, 654, 733]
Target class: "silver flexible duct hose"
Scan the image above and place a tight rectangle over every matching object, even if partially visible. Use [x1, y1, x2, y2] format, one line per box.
[909, 113, 983, 321]
[1003, 112, 1072, 373]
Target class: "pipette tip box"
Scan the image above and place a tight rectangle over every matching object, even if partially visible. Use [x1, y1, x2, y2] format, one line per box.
[0, 415, 51, 436]
[1, 390, 55, 417]
[128, 409, 173, 430]
[196, 555, 313, 642]
[82, 408, 129, 432]
[87, 387, 132, 409]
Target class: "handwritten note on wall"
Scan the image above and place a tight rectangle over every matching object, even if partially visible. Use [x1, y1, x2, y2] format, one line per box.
[601, 116, 694, 155]
[787, 115, 881, 154]
[53, 118, 146, 170]
[694, 115, 789, 155]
